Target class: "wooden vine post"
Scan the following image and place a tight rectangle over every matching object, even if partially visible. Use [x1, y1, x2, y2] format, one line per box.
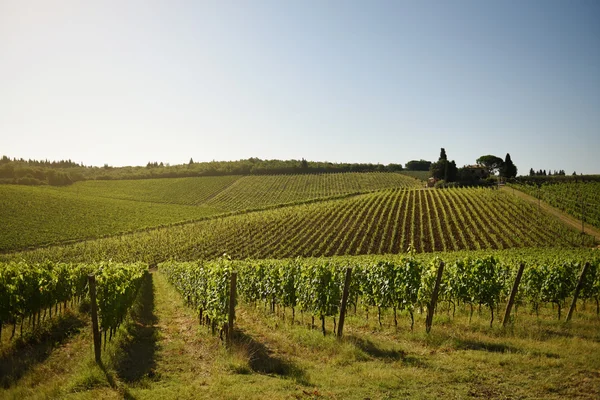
[502, 263, 525, 327]
[88, 275, 102, 363]
[337, 267, 353, 338]
[566, 262, 590, 322]
[227, 272, 237, 348]
[425, 261, 444, 334]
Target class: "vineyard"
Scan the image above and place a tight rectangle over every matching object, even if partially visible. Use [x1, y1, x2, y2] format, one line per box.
[160, 253, 600, 335]
[0, 185, 218, 251]
[511, 181, 600, 229]
[3, 187, 595, 264]
[1, 172, 420, 252]
[0, 261, 147, 350]
[53, 172, 421, 210]
[2, 175, 600, 398]
[56, 175, 241, 206]
[202, 172, 421, 211]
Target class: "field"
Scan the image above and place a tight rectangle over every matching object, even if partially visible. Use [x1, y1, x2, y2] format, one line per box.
[2, 187, 595, 264]
[55, 172, 421, 210]
[1, 172, 420, 252]
[1, 173, 599, 399]
[0, 185, 218, 251]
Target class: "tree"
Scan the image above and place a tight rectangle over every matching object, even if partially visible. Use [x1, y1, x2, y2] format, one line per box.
[529, 168, 535, 176]
[405, 160, 431, 171]
[430, 160, 457, 182]
[439, 148, 447, 161]
[500, 153, 517, 178]
[301, 158, 309, 169]
[189, 158, 194, 165]
[430, 148, 458, 182]
[476, 155, 504, 175]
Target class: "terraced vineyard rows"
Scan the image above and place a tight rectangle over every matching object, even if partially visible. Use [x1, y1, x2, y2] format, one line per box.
[511, 182, 600, 229]
[4, 188, 594, 264]
[204, 172, 421, 211]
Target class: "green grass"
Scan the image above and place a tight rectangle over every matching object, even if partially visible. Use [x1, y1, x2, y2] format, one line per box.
[0, 185, 219, 251]
[3, 271, 598, 399]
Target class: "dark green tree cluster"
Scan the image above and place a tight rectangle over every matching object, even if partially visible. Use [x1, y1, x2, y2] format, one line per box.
[500, 153, 517, 178]
[475, 153, 518, 178]
[405, 159, 432, 171]
[476, 155, 504, 175]
[430, 148, 458, 182]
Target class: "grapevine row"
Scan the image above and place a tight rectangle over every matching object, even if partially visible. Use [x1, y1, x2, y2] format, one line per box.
[159, 255, 600, 336]
[0, 261, 147, 343]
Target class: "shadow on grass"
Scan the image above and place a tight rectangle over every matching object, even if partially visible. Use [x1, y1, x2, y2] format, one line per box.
[113, 273, 159, 383]
[233, 329, 310, 386]
[0, 312, 86, 388]
[346, 335, 428, 367]
[346, 335, 404, 360]
[98, 361, 136, 400]
[454, 338, 519, 353]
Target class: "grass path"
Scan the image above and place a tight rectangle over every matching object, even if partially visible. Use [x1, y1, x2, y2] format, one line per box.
[0, 310, 91, 399]
[503, 185, 600, 243]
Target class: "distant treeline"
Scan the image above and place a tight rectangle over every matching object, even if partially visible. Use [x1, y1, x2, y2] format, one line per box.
[0, 156, 406, 186]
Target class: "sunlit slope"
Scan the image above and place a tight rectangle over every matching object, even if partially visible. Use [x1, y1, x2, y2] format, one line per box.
[0, 185, 219, 251]
[55, 172, 420, 212]
[56, 175, 241, 206]
[5, 188, 593, 263]
[204, 172, 421, 211]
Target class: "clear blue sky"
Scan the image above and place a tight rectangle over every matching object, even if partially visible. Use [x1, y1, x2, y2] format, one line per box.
[1, 0, 599, 174]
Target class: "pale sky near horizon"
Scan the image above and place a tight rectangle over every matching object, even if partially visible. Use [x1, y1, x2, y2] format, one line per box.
[1, 0, 599, 174]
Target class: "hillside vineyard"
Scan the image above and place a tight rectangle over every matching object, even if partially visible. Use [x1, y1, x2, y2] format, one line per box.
[4, 187, 593, 264]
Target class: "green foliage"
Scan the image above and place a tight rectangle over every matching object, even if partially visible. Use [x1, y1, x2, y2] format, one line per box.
[476, 155, 504, 175]
[405, 160, 432, 171]
[540, 262, 577, 319]
[158, 252, 600, 332]
[0, 261, 146, 335]
[430, 160, 458, 182]
[500, 153, 518, 178]
[160, 258, 234, 327]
